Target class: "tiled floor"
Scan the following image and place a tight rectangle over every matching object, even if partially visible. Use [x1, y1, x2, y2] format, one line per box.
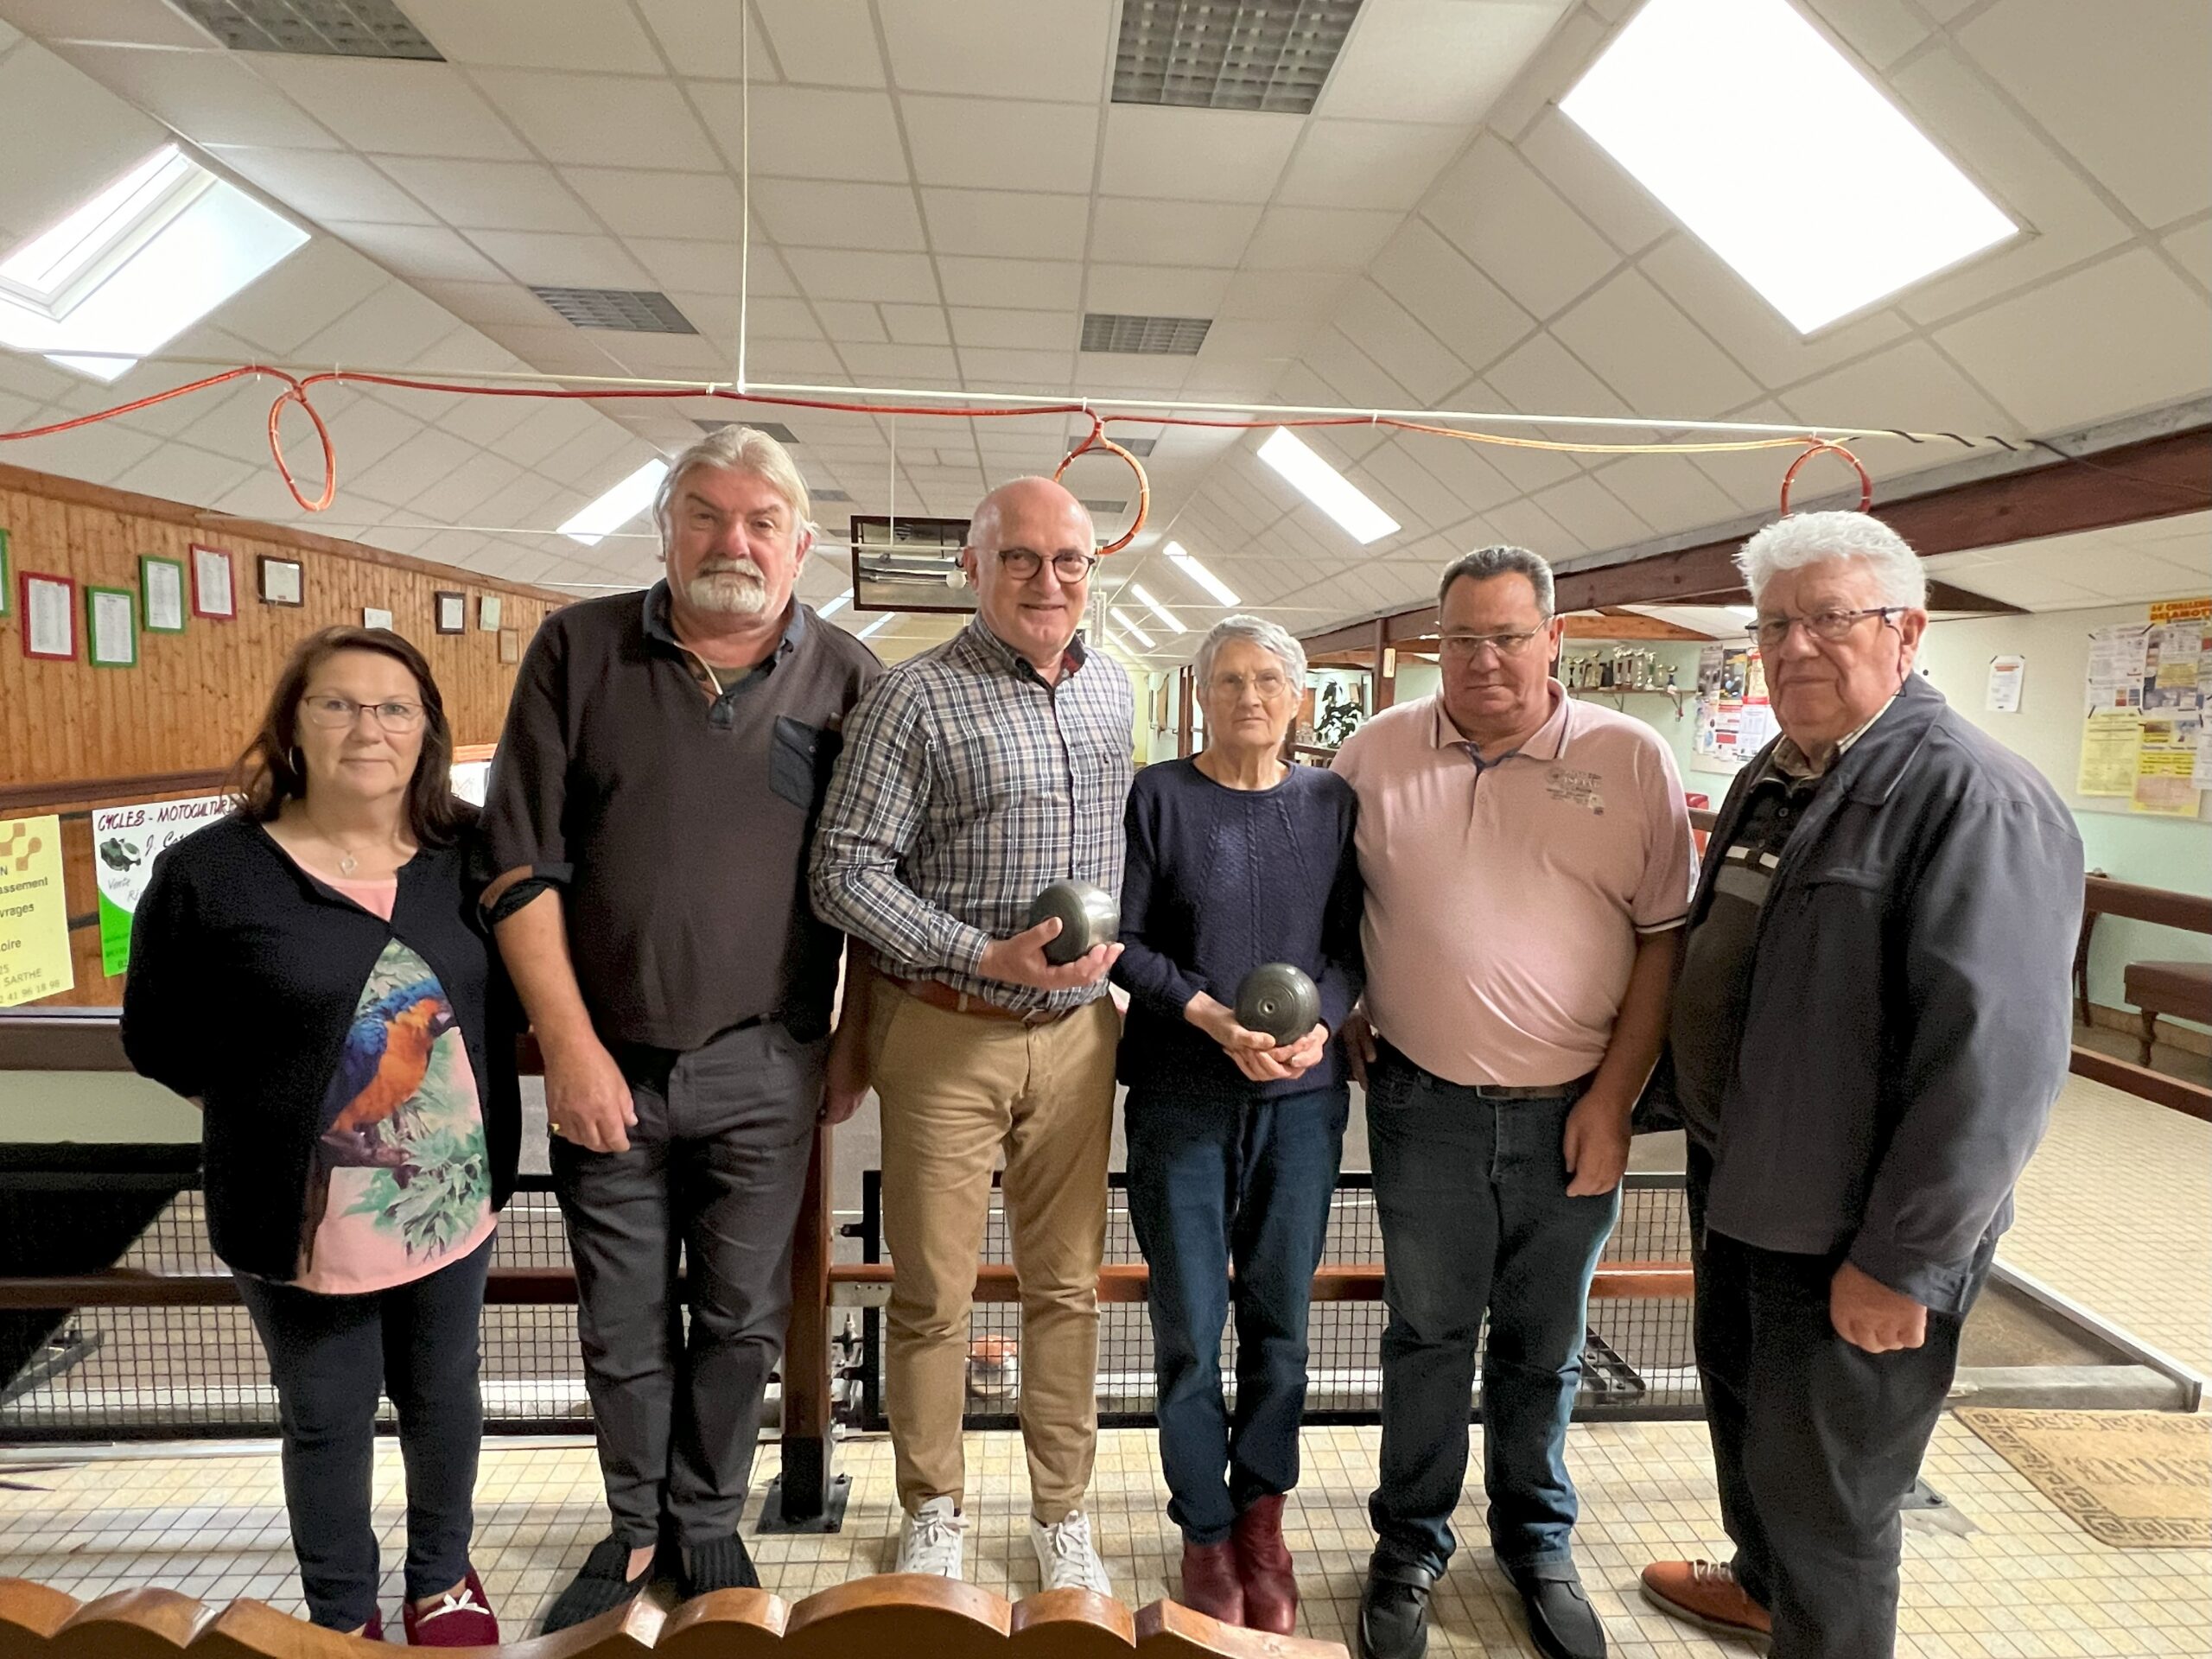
[3, 1417, 2209, 1656]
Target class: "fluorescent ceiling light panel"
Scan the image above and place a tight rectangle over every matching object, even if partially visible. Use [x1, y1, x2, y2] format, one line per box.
[1165, 541, 1239, 606]
[855, 614, 893, 639]
[1257, 429, 1399, 544]
[1560, 0, 2017, 332]
[0, 144, 308, 382]
[559, 459, 668, 546]
[1128, 582, 1189, 635]
[1110, 608, 1157, 649]
[816, 592, 852, 617]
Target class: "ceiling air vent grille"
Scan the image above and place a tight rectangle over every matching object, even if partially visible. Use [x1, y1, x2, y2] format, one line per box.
[531, 286, 697, 334]
[1117, 436, 1158, 456]
[1081, 499, 1128, 515]
[813, 488, 854, 504]
[1080, 313, 1212, 355]
[172, 0, 443, 58]
[1112, 0, 1363, 115]
[694, 418, 799, 442]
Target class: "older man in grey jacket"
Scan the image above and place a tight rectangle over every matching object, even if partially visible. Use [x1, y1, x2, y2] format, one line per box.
[1637, 512, 2082, 1659]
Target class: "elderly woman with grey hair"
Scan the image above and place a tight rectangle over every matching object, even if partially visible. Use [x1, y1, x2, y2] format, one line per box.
[1111, 613, 1363, 1636]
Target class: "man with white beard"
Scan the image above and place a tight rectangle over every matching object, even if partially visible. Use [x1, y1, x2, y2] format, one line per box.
[479, 426, 881, 1628]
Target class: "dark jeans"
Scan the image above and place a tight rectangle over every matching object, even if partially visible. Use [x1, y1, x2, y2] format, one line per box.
[233, 1232, 493, 1631]
[551, 1017, 823, 1548]
[1365, 1048, 1618, 1576]
[1125, 1081, 1349, 1546]
[1688, 1143, 1987, 1659]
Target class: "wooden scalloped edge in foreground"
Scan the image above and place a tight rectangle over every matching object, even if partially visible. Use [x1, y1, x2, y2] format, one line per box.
[0, 1574, 1349, 1659]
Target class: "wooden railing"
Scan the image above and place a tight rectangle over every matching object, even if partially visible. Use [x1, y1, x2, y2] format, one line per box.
[0, 1576, 1351, 1658]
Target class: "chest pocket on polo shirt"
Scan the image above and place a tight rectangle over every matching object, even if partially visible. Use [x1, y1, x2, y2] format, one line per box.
[769, 716, 842, 813]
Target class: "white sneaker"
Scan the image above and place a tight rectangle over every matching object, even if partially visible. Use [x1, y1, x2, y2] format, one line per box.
[896, 1496, 966, 1579]
[1029, 1509, 1113, 1596]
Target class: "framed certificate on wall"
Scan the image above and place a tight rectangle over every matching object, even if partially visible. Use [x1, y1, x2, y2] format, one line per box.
[20, 572, 74, 660]
[258, 556, 304, 607]
[139, 555, 187, 633]
[435, 590, 467, 634]
[86, 585, 138, 669]
[190, 543, 235, 620]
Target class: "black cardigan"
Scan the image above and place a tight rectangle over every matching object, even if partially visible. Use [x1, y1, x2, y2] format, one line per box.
[120, 812, 521, 1281]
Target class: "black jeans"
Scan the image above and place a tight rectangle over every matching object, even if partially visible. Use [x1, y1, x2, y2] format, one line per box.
[1688, 1144, 1988, 1659]
[233, 1232, 493, 1632]
[1124, 1080, 1349, 1545]
[551, 1017, 823, 1548]
[1365, 1049, 1618, 1576]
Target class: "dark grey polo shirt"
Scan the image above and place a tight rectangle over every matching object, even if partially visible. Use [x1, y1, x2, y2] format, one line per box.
[480, 583, 882, 1051]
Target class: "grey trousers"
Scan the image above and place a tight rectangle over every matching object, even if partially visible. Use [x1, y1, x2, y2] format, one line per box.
[551, 1018, 824, 1547]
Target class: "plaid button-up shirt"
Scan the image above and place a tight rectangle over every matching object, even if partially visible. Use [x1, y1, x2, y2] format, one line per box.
[810, 615, 1135, 1013]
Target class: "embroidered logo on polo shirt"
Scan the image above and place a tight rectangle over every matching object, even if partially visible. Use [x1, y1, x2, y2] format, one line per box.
[1546, 766, 1605, 814]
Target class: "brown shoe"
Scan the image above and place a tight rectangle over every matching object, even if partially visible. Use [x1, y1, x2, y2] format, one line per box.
[1179, 1538, 1244, 1624]
[1231, 1494, 1298, 1636]
[1640, 1559, 1772, 1644]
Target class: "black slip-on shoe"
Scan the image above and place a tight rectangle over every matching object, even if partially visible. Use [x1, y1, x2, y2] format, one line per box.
[1357, 1557, 1438, 1659]
[541, 1535, 654, 1633]
[1505, 1560, 1607, 1659]
[679, 1531, 761, 1598]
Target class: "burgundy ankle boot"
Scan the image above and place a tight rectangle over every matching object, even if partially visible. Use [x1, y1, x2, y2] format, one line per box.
[1232, 1494, 1298, 1636]
[1179, 1537, 1245, 1625]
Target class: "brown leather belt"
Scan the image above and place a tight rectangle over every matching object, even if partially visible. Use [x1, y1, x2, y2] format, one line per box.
[883, 974, 1075, 1027]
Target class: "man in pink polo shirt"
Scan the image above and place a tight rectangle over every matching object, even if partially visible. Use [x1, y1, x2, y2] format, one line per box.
[1334, 545, 1695, 1659]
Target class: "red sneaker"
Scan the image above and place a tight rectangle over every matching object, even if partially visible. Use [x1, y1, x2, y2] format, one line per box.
[402, 1567, 499, 1647]
[1640, 1559, 1771, 1644]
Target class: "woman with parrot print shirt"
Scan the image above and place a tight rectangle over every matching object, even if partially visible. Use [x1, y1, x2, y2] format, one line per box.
[124, 625, 518, 1646]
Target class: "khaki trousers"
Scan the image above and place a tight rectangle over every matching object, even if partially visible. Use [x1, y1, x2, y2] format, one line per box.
[870, 981, 1118, 1524]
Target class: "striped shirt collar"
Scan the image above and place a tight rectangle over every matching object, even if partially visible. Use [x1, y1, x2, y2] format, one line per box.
[959, 612, 1090, 683]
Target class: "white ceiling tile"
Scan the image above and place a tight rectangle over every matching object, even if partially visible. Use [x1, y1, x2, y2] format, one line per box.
[1217, 270, 1356, 323]
[404, 0, 663, 73]
[810, 300, 888, 345]
[293, 280, 461, 365]
[1334, 281, 1468, 403]
[1190, 316, 1318, 365]
[1098, 105, 1301, 204]
[560, 167, 745, 241]
[1422, 136, 1619, 321]
[1242, 207, 1405, 272]
[840, 341, 962, 381]
[1933, 249, 2212, 434]
[599, 331, 731, 376]
[934, 255, 1081, 310]
[1301, 327, 1414, 410]
[743, 0, 881, 86]
[349, 426, 475, 504]
[1799, 0, 1931, 72]
[1466, 352, 1613, 486]
[877, 0, 1111, 102]
[54, 42, 340, 149]
[920, 188, 1089, 262]
[217, 237, 389, 352]
[1779, 338, 2018, 440]
[1278, 120, 1465, 213]
[410, 279, 561, 328]
[250, 59, 530, 159]
[491, 399, 605, 468]
[960, 346, 1072, 386]
[1585, 454, 1744, 540]
[411, 450, 526, 522]
[107, 442, 253, 509]
[877, 303, 950, 346]
[949, 308, 1070, 350]
[0, 0, 212, 48]
[1637, 233, 1911, 391]
[1355, 439, 1472, 532]
[734, 296, 823, 340]
[748, 178, 925, 251]
[630, 238, 783, 296]
[1369, 219, 1535, 376]
[1958, 0, 2211, 229]
[474, 322, 626, 374]
[1401, 435, 1519, 515]
[202, 145, 434, 226]
[472, 69, 720, 170]
[1550, 268, 1761, 419]
[1317, 0, 1565, 124]
[1512, 109, 1674, 257]
[374, 158, 595, 232]
[1885, 48, 2134, 327]
[327, 221, 511, 283]
[462, 229, 654, 288]
[1084, 264, 1234, 315]
[432, 384, 548, 448]
[1484, 494, 1583, 558]
[0, 42, 168, 242]
[1530, 474, 1651, 554]
[785, 247, 940, 303]
[1089, 199, 1258, 270]
[900, 94, 1099, 194]
[690, 82, 906, 182]
[2165, 220, 2212, 292]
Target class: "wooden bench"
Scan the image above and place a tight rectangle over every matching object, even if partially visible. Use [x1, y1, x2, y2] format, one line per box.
[2122, 958, 2212, 1066]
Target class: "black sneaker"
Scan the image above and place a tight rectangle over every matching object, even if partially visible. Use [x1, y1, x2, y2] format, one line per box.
[1358, 1557, 1437, 1659]
[541, 1535, 653, 1633]
[680, 1531, 761, 1598]
[1504, 1559, 1607, 1659]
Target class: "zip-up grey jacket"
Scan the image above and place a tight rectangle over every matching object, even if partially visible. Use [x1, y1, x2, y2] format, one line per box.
[1640, 674, 2083, 1314]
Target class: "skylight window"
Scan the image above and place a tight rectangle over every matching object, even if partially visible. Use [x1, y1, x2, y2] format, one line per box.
[1166, 541, 1240, 607]
[0, 145, 308, 382]
[1560, 0, 2017, 333]
[559, 459, 669, 546]
[1257, 429, 1400, 545]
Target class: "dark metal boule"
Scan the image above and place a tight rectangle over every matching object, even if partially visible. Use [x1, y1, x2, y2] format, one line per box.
[1235, 962, 1321, 1046]
[1027, 880, 1120, 965]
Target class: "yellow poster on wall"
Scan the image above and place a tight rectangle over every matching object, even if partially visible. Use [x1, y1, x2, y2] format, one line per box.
[0, 814, 73, 1007]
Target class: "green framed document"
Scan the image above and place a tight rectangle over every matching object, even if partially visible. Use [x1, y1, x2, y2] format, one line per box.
[85, 584, 139, 669]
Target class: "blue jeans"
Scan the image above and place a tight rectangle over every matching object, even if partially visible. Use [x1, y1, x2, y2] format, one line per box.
[1126, 1081, 1350, 1546]
[1365, 1047, 1619, 1575]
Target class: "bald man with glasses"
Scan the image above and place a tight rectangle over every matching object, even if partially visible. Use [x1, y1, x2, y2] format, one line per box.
[1334, 545, 1696, 1659]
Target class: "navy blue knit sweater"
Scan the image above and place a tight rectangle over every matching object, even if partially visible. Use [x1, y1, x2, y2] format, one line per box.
[1111, 757, 1363, 1102]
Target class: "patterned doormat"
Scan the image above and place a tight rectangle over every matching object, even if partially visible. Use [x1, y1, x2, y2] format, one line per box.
[1956, 1408, 2210, 1548]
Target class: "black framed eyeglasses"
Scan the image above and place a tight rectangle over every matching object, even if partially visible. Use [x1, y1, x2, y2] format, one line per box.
[994, 548, 1098, 582]
[1751, 607, 1902, 651]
